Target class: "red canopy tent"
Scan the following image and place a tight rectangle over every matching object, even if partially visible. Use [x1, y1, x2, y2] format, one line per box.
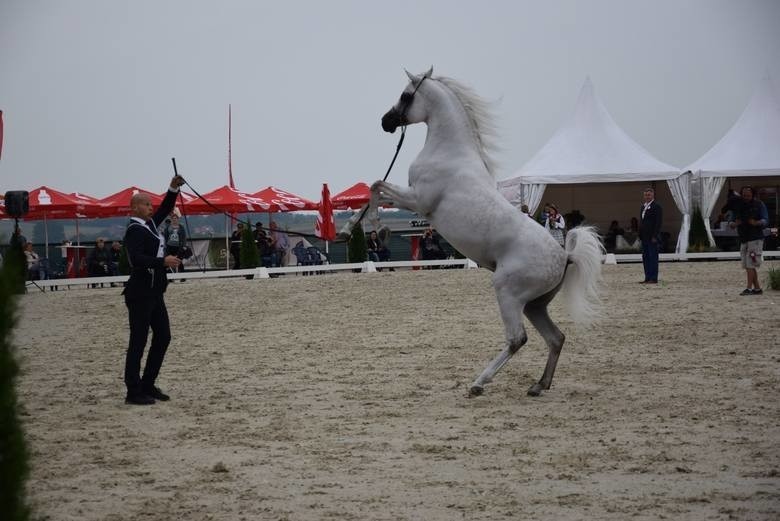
[69, 192, 105, 218]
[331, 182, 371, 209]
[70, 192, 101, 203]
[250, 186, 318, 212]
[97, 187, 163, 218]
[181, 186, 276, 270]
[26, 186, 102, 262]
[161, 190, 197, 204]
[182, 185, 271, 215]
[155, 190, 197, 218]
[27, 186, 99, 219]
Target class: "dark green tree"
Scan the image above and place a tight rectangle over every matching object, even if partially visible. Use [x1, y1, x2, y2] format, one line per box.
[348, 223, 368, 263]
[239, 220, 260, 270]
[0, 252, 31, 521]
[118, 245, 130, 275]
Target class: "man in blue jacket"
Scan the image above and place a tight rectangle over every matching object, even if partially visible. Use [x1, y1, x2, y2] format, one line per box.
[122, 175, 184, 405]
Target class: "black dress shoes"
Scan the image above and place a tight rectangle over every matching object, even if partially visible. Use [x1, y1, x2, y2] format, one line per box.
[142, 386, 170, 401]
[125, 393, 155, 405]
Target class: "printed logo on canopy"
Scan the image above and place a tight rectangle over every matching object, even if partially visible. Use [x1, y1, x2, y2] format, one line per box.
[250, 186, 317, 212]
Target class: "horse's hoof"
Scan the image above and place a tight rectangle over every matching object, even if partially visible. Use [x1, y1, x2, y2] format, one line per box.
[527, 384, 542, 397]
[468, 385, 484, 397]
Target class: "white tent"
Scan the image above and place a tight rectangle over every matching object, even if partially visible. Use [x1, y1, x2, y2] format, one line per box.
[498, 78, 688, 252]
[684, 76, 780, 246]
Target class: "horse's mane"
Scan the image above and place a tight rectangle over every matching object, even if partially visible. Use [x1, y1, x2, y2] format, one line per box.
[434, 76, 499, 177]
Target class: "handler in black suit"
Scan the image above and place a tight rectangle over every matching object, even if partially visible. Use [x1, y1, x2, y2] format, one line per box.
[122, 175, 184, 405]
[639, 187, 663, 284]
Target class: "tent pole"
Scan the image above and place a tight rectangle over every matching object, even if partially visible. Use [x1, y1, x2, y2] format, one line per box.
[44, 212, 49, 259]
[225, 214, 229, 270]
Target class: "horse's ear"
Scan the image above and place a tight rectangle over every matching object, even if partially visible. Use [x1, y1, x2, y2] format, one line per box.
[405, 69, 416, 82]
[424, 66, 433, 78]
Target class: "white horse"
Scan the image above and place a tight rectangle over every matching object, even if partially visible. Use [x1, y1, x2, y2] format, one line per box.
[372, 67, 604, 397]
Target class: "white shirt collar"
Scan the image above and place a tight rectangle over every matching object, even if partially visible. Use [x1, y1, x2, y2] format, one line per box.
[130, 217, 165, 257]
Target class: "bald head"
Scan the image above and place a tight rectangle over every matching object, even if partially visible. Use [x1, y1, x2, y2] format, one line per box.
[131, 193, 154, 219]
[130, 193, 150, 207]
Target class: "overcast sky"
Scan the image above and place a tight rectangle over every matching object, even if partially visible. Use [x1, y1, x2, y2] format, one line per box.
[1, 0, 778, 200]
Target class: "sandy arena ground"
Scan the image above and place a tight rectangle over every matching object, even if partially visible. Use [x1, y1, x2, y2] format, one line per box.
[14, 261, 780, 520]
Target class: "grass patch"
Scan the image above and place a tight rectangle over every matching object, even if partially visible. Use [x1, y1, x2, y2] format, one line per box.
[768, 266, 780, 290]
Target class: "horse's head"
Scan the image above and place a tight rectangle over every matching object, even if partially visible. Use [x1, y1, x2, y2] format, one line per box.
[381, 66, 433, 133]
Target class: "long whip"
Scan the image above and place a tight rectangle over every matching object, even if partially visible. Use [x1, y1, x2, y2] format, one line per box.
[170, 158, 324, 241]
[171, 157, 206, 272]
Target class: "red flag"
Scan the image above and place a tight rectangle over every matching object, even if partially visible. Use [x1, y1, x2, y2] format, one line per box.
[0, 110, 4, 160]
[228, 104, 235, 188]
[315, 183, 336, 241]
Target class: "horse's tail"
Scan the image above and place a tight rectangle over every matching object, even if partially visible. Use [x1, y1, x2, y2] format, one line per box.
[561, 226, 605, 325]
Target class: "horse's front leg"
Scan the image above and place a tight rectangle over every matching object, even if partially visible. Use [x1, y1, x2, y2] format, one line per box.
[370, 180, 418, 213]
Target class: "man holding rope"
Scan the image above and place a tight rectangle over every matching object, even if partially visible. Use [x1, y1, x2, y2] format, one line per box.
[122, 175, 184, 405]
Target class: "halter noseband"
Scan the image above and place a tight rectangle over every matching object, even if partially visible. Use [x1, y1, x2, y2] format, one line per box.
[398, 74, 428, 122]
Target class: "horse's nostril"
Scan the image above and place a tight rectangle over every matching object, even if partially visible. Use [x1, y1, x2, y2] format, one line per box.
[381, 112, 398, 133]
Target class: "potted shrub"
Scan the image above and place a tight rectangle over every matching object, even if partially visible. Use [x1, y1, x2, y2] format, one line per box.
[239, 220, 260, 278]
[687, 205, 718, 255]
[348, 223, 367, 272]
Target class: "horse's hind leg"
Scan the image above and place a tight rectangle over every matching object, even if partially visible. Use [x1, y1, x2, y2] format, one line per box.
[469, 278, 528, 396]
[524, 300, 566, 397]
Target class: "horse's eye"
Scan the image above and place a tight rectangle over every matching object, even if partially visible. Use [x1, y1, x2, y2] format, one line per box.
[400, 92, 413, 103]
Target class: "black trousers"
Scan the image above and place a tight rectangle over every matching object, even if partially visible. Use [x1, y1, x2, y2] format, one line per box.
[124, 294, 171, 396]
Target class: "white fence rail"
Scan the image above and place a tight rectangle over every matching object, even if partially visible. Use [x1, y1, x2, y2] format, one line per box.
[25, 251, 780, 292]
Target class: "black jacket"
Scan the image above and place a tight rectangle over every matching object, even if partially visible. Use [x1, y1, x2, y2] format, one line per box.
[88, 246, 111, 275]
[735, 199, 765, 242]
[639, 201, 662, 242]
[122, 189, 178, 299]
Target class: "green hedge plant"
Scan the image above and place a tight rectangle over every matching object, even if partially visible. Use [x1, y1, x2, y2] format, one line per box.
[0, 252, 31, 521]
[348, 223, 368, 265]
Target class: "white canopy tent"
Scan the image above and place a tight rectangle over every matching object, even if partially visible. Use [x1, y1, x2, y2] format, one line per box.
[498, 78, 688, 252]
[684, 76, 780, 247]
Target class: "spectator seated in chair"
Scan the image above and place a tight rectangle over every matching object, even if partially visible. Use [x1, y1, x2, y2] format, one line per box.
[254, 222, 277, 268]
[604, 220, 624, 252]
[270, 221, 289, 267]
[108, 241, 122, 276]
[420, 226, 447, 264]
[24, 243, 48, 280]
[87, 237, 111, 287]
[366, 230, 390, 263]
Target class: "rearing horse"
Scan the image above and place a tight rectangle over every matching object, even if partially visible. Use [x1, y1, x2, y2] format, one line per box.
[373, 67, 604, 397]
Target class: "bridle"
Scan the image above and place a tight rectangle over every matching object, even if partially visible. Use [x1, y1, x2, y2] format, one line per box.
[385, 73, 429, 180]
[349, 73, 428, 229]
